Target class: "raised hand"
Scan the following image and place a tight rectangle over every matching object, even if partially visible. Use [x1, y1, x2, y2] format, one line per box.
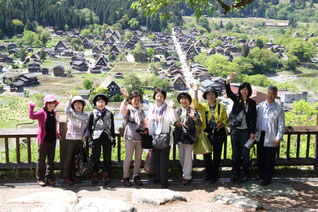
[227, 72, 237, 81]
[120, 88, 128, 98]
[66, 91, 72, 101]
[190, 83, 198, 92]
[28, 99, 35, 105]
[166, 99, 175, 108]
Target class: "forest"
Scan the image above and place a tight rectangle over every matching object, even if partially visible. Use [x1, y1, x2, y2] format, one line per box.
[1, 0, 318, 38]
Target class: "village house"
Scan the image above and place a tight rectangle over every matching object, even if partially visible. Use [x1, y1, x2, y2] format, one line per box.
[278, 89, 308, 104]
[114, 72, 123, 79]
[53, 65, 65, 77]
[10, 81, 24, 92]
[102, 77, 122, 98]
[18, 73, 39, 87]
[124, 41, 135, 50]
[172, 75, 187, 91]
[7, 43, 17, 50]
[54, 40, 69, 53]
[28, 62, 41, 73]
[82, 38, 94, 49]
[0, 53, 13, 64]
[78, 89, 91, 100]
[42, 68, 49, 75]
[72, 61, 88, 72]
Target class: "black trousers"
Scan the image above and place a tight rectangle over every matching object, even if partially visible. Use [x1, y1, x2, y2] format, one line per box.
[63, 140, 82, 178]
[91, 137, 112, 173]
[203, 140, 223, 181]
[257, 131, 277, 183]
[152, 146, 170, 185]
[37, 141, 56, 181]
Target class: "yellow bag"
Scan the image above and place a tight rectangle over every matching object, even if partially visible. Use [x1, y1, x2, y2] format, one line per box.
[193, 131, 213, 154]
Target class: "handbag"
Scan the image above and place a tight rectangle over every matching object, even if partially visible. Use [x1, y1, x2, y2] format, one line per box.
[205, 103, 226, 146]
[75, 141, 93, 176]
[208, 127, 226, 147]
[143, 149, 153, 175]
[136, 127, 153, 149]
[152, 132, 170, 149]
[193, 131, 213, 154]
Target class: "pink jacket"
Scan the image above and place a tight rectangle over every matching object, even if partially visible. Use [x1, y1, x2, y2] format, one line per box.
[29, 103, 60, 144]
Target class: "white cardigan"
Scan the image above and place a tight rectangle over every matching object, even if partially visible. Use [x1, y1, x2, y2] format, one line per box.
[147, 104, 175, 146]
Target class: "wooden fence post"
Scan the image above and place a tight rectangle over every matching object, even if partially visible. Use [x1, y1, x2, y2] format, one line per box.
[314, 114, 318, 173]
[59, 115, 67, 177]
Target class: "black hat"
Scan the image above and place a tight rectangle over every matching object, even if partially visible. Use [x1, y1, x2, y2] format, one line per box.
[203, 87, 218, 99]
[93, 93, 109, 105]
[177, 92, 192, 104]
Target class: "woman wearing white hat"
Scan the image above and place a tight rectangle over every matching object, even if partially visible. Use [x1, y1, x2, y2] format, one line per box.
[63, 92, 89, 185]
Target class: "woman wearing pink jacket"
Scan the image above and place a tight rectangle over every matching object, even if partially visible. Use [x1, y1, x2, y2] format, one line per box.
[29, 95, 61, 186]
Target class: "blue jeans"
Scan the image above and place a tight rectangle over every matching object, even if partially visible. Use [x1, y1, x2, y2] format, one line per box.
[230, 128, 250, 177]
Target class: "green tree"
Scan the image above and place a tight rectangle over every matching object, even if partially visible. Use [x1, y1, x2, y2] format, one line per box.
[39, 51, 47, 60]
[283, 55, 299, 71]
[241, 44, 250, 57]
[197, 17, 210, 32]
[146, 48, 155, 59]
[128, 18, 139, 30]
[82, 79, 93, 89]
[202, 54, 239, 78]
[23, 31, 37, 46]
[285, 100, 318, 126]
[12, 19, 24, 34]
[148, 76, 171, 91]
[132, 0, 255, 18]
[122, 73, 146, 95]
[80, 29, 91, 38]
[65, 24, 70, 31]
[225, 22, 234, 30]
[71, 38, 82, 51]
[88, 87, 109, 104]
[248, 48, 278, 74]
[18, 49, 27, 61]
[287, 39, 316, 62]
[255, 38, 264, 49]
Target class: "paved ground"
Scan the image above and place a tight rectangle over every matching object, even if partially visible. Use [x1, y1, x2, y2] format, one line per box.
[1, 178, 318, 211]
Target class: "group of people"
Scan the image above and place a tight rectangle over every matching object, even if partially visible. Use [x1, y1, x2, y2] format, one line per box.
[29, 72, 285, 188]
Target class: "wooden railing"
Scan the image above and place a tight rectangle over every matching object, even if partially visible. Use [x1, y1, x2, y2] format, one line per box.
[0, 116, 318, 174]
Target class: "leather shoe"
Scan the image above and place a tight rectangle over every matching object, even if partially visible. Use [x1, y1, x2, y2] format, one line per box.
[47, 178, 55, 186]
[123, 178, 132, 187]
[230, 175, 240, 183]
[181, 179, 191, 185]
[240, 175, 248, 183]
[260, 179, 270, 186]
[37, 180, 46, 186]
[161, 183, 168, 188]
[133, 176, 143, 186]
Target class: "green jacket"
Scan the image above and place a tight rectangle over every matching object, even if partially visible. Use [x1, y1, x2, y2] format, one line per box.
[193, 99, 229, 134]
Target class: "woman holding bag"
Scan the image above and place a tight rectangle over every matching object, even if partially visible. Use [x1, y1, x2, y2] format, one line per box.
[120, 88, 147, 187]
[191, 83, 228, 183]
[147, 88, 175, 188]
[226, 72, 257, 183]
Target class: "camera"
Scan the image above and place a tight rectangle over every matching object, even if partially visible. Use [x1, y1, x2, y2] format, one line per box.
[231, 119, 242, 128]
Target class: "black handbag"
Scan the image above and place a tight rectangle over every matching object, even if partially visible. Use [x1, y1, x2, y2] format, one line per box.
[205, 103, 226, 146]
[152, 133, 170, 149]
[208, 127, 226, 147]
[141, 134, 153, 149]
[136, 127, 153, 149]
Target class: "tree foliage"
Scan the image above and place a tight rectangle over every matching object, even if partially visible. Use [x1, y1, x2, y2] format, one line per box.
[122, 73, 146, 96]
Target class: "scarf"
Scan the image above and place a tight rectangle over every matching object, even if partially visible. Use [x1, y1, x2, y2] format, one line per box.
[127, 104, 142, 125]
[153, 102, 167, 134]
[96, 108, 106, 118]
